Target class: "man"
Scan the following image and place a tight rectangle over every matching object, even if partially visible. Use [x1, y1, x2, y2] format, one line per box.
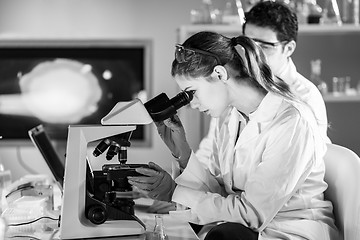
[242, 1, 329, 141]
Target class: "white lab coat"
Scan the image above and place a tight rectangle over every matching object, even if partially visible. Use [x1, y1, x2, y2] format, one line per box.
[171, 93, 339, 240]
[195, 58, 330, 174]
[196, 59, 330, 164]
[278, 59, 329, 143]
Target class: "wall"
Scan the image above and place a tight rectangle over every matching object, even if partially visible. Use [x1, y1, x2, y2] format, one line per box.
[293, 31, 360, 155]
[0, 0, 208, 180]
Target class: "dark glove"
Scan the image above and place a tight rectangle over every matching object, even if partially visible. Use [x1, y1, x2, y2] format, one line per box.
[147, 200, 177, 214]
[155, 114, 191, 168]
[128, 162, 176, 202]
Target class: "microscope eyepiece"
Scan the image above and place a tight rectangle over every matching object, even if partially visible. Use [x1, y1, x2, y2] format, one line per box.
[170, 91, 193, 110]
[144, 90, 193, 122]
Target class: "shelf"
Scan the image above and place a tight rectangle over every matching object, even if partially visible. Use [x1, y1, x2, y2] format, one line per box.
[178, 24, 360, 40]
[298, 24, 360, 34]
[177, 24, 243, 41]
[323, 94, 360, 102]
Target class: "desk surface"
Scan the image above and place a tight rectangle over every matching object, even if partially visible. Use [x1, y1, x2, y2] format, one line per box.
[134, 198, 199, 240]
[43, 198, 199, 240]
[2, 180, 199, 240]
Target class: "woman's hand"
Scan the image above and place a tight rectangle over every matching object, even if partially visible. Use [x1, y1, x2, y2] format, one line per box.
[155, 114, 191, 168]
[128, 162, 176, 202]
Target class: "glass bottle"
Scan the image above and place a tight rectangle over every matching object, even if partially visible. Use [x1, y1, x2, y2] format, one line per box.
[344, 76, 351, 94]
[321, 0, 342, 25]
[201, 0, 214, 24]
[295, 0, 310, 24]
[342, 0, 359, 24]
[0, 217, 6, 240]
[0, 162, 12, 215]
[152, 215, 168, 240]
[307, 0, 323, 24]
[310, 59, 328, 95]
[222, 0, 245, 25]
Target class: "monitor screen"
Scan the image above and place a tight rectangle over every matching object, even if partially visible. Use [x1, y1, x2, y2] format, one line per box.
[0, 39, 152, 147]
[28, 124, 65, 190]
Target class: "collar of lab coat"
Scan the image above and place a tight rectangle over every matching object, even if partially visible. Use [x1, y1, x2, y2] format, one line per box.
[277, 58, 297, 86]
[235, 92, 284, 148]
[249, 92, 284, 124]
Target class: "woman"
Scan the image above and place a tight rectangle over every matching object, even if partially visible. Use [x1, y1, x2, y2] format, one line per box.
[128, 32, 339, 240]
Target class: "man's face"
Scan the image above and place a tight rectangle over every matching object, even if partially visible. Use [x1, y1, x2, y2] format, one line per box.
[243, 23, 290, 76]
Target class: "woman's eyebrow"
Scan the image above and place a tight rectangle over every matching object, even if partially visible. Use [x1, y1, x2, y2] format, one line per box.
[184, 86, 191, 91]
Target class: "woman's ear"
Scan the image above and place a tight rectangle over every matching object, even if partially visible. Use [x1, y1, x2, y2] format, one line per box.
[211, 65, 228, 83]
[284, 40, 296, 58]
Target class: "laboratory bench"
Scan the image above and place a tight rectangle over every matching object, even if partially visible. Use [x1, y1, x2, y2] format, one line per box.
[2, 195, 199, 240]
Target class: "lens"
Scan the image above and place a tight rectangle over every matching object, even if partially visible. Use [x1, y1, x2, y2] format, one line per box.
[106, 143, 120, 160]
[93, 139, 111, 157]
[175, 45, 194, 63]
[118, 146, 128, 164]
[170, 91, 193, 110]
[175, 46, 186, 63]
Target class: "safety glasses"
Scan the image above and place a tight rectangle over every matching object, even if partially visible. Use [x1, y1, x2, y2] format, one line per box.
[252, 38, 288, 54]
[175, 44, 221, 64]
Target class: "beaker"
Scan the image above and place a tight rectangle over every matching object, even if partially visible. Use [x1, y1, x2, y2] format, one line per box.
[151, 215, 168, 240]
[332, 77, 340, 95]
[222, 0, 245, 25]
[341, 0, 359, 24]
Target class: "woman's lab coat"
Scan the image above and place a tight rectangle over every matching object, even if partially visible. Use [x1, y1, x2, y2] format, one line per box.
[171, 93, 339, 240]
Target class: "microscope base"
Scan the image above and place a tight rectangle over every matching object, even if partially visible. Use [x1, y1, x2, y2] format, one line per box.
[59, 219, 145, 239]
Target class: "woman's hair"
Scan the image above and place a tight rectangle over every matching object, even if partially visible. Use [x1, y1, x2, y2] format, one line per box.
[171, 31, 296, 102]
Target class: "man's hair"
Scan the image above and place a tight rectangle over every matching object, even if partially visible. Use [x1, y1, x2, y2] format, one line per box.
[243, 1, 298, 42]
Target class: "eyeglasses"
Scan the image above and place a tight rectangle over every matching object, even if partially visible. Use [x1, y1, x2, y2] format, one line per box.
[175, 44, 221, 64]
[252, 38, 287, 54]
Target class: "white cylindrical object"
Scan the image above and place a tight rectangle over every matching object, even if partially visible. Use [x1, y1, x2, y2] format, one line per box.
[354, 0, 359, 25]
[0, 217, 7, 240]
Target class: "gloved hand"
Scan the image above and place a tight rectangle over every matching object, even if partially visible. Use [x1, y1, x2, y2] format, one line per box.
[147, 200, 176, 214]
[155, 114, 191, 168]
[128, 162, 176, 202]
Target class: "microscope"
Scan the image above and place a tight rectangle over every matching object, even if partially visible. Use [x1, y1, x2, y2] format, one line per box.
[59, 91, 193, 239]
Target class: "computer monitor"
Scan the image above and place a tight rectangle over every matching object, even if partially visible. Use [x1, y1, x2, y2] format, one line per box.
[28, 124, 64, 190]
[0, 39, 152, 147]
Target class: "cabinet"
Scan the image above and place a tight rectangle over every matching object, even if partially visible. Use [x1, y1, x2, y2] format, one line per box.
[177, 24, 360, 155]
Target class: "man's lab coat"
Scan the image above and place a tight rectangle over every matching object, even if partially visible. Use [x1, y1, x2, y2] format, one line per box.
[171, 93, 339, 240]
[278, 59, 329, 143]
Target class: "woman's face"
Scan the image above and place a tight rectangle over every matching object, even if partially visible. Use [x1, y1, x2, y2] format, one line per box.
[175, 74, 229, 118]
